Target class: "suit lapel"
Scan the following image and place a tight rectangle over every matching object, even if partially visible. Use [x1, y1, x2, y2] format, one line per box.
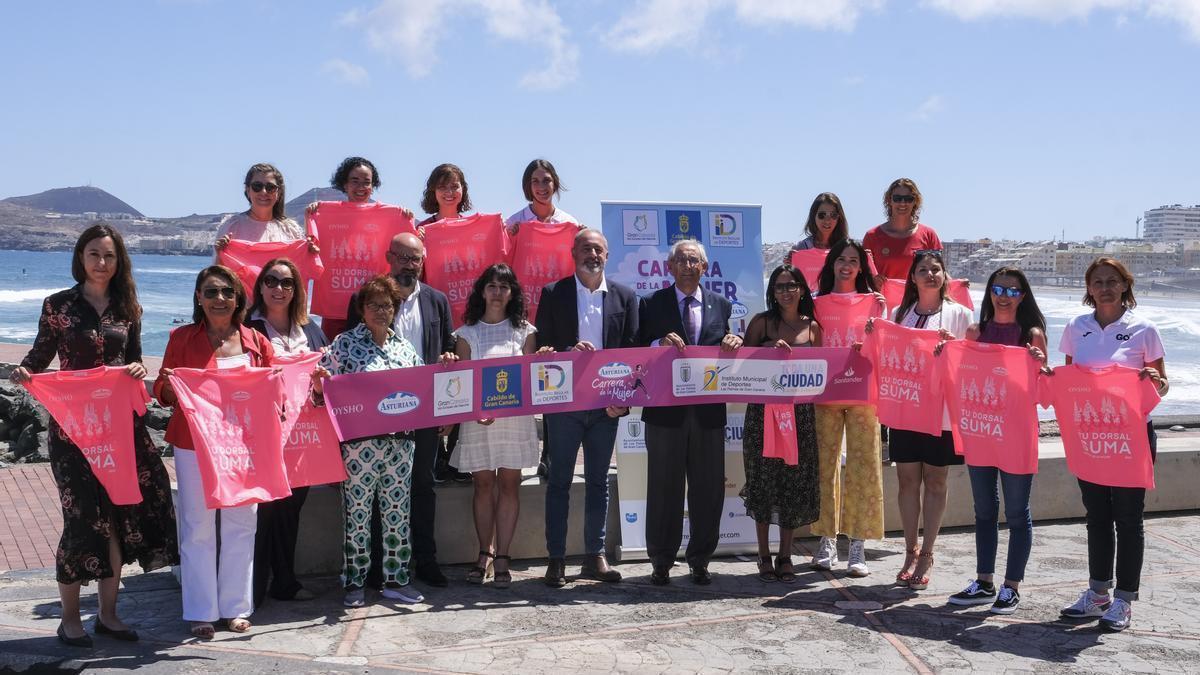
[562, 279, 580, 345]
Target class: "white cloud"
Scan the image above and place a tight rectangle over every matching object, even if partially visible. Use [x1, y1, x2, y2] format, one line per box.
[342, 0, 579, 90]
[320, 58, 370, 86]
[921, 0, 1200, 40]
[607, 0, 883, 53]
[911, 94, 945, 121]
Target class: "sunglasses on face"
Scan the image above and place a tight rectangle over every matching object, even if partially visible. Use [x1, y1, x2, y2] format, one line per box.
[202, 287, 237, 300]
[263, 275, 296, 291]
[248, 181, 279, 194]
[816, 211, 838, 220]
[772, 282, 803, 294]
[990, 285, 1024, 298]
[891, 194, 916, 204]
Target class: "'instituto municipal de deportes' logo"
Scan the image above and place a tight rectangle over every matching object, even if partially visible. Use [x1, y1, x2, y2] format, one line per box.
[703, 364, 730, 391]
[537, 364, 567, 391]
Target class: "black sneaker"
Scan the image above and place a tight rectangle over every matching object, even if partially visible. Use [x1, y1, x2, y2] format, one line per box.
[990, 585, 1020, 614]
[452, 468, 472, 483]
[948, 579, 997, 606]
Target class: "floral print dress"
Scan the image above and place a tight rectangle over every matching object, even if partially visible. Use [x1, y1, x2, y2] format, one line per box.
[20, 285, 178, 584]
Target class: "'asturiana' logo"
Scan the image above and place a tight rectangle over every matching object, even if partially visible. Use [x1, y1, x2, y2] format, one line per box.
[731, 301, 749, 319]
[377, 392, 420, 415]
[597, 362, 633, 379]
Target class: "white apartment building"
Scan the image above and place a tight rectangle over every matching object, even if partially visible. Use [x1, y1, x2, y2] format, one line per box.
[1143, 204, 1200, 241]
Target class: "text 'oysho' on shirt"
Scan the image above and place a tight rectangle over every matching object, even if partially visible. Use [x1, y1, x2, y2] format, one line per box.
[308, 202, 417, 319]
[865, 320, 945, 436]
[1039, 364, 1160, 489]
[24, 366, 151, 505]
[938, 341, 1041, 474]
[422, 213, 511, 328]
[168, 365, 292, 508]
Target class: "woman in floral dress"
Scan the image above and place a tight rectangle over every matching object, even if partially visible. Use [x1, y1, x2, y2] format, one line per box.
[12, 224, 177, 647]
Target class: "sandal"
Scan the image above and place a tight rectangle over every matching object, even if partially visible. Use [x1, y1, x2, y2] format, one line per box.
[190, 622, 215, 640]
[895, 546, 919, 586]
[757, 556, 777, 582]
[908, 551, 934, 591]
[492, 555, 513, 589]
[774, 555, 797, 584]
[223, 618, 251, 633]
[467, 550, 494, 585]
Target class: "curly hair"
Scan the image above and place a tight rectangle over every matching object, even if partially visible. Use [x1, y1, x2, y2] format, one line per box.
[72, 223, 142, 322]
[355, 274, 404, 317]
[883, 177, 923, 223]
[331, 156, 381, 194]
[420, 163, 471, 215]
[463, 263, 527, 328]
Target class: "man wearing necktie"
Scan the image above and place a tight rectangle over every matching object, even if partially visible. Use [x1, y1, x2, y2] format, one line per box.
[638, 239, 743, 585]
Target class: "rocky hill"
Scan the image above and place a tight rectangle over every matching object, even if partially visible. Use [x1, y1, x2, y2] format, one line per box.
[3, 186, 144, 218]
[285, 188, 344, 222]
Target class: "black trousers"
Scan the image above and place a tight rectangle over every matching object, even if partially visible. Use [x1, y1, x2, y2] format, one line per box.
[644, 408, 726, 569]
[252, 486, 309, 606]
[1077, 420, 1157, 601]
[367, 428, 439, 585]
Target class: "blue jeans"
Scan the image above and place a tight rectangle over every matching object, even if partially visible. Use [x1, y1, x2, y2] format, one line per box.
[968, 466, 1034, 582]
[544, 410, 619, 558]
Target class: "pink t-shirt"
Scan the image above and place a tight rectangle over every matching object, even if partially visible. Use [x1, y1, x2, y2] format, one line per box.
[274, 352, 348, 488]
[422, 213, 511, 327]
[938, 341, 1041, 474]
[168, 365, 292, 508]
[218, 239, 325, 296]
[24, 366, 149, 505]
[510, 221, 578, 323]
[308, 202, 417, 319]
[788, 249, 827, 292]
[814, 293, 885, 348]
[881, 278, 974, 313]
[862, 223, 942, 280]
[866, 320, 945, 435]
[1039, 364, 1160, 489]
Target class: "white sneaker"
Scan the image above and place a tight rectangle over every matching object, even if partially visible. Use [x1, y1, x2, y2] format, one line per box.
[381, 584, 425, 604]
[1099, 598, 1131, 632]
[1060, 589, 1111, 619]
[343, 587, 366, 608]
[812, 537, 838, 571]
[847, 539, 869, 577]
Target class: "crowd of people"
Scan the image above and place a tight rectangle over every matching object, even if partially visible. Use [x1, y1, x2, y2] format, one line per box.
[13, 164, 1168, 647]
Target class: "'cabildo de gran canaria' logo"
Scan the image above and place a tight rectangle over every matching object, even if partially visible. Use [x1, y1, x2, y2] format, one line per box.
[482, 365, 523, 411]
[495, 369, 510, 393]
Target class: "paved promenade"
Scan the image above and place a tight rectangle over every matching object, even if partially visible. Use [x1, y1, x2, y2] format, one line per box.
[3, 507, 1199, 673]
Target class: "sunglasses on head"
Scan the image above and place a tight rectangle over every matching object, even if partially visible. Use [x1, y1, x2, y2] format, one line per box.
[914, 249, 943, 258]
[249, 181, 279, 194]
[263, 275, 295, 290]
[990, 284, 1024, 298]
[890, 194, 916, 204]
[202, 287, 237, 300]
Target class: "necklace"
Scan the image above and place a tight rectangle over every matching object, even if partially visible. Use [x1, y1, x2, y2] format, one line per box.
[207, 326, 237, 348]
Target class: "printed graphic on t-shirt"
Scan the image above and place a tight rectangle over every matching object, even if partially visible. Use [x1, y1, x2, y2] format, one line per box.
[939, 342, 1040, 473]
[866, 321, 944, 435]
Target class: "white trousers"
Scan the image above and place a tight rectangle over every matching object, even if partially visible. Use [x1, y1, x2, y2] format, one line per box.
[173, 448, 257, 622]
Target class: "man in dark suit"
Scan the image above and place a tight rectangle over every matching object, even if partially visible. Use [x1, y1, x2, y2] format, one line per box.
[345, 232, 456, 587]
[638, 239, 743, 585]
[536, 229, 640, 587]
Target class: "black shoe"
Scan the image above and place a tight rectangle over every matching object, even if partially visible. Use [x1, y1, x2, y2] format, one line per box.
[536, 461, 549, 479]
[544, 558, 567, 587]
[581, 554, 622, 583]
[689, 565, 712, 585]
[94, 618, 139, 642]
[650, 564, 671, 586]
[415, 561, 449, 588]
[57, 624, 93, 648]
[452, 469, 472, 483]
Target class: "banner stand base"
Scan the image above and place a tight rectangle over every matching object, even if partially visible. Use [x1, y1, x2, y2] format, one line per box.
[614, 540, 778, 563]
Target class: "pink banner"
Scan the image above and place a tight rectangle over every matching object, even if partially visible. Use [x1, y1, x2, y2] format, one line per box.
[308, 202, 416, 319]
[865, 321, 945, 436]
[1039, 364, 1160, 489]
[938, 341, 1041, 474]
[24, 366, 149, 505]
[421, 213, 511, 327]
[511, 221, 578, 323]
[881, 278, 974, 312]
[323, 346, 873, 442]
[274, 352, 348, 488]
[168, 365, 292, 508]
[217, 239, 325, 295]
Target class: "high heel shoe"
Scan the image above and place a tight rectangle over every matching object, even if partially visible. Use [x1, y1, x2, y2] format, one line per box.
[895, 546, 919, 586]
[908, 551, 934, 591]
[467, 550, 494, 584]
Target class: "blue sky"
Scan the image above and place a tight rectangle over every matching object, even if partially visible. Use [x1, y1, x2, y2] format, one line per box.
[2, 0, 1198, 244]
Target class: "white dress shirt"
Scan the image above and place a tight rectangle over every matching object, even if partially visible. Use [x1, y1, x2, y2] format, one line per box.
[575, 274, 607, 349]
[393, 282, 425, 362]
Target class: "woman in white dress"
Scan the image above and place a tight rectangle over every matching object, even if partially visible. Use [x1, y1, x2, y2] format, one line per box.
[453, 263, 539, 589]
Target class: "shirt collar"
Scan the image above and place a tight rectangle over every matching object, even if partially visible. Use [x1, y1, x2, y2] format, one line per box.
[575, 274, 607, 295]
[399, 280, 422, 303]
[674, 285, 702, 304]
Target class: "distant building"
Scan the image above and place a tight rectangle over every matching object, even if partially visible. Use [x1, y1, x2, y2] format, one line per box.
[1143, 204, 1200, 241]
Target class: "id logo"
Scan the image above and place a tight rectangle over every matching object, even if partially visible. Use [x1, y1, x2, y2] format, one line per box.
[531, 361, 573, 405]
[709, 211, 744, 248]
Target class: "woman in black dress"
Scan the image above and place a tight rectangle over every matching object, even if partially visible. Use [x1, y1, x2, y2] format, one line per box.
[12, 224, 178, 647]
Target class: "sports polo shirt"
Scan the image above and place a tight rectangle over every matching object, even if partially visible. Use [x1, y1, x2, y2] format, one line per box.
[1058, 309, 1165, 369]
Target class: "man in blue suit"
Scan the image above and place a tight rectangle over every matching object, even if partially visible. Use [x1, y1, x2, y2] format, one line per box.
[536, 229, 640, 586]
[638, 239, 743, 585]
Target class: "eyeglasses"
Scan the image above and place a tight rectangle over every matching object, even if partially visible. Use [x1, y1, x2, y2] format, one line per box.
[387, 252, 424, 264]
[202, 287, 237, 300]
[816, 211, 838, 220]
[891, 194, 916, 204]
[772, 283, 803, 294]
[484, 283, 512, 293]
[248, 182, 279, 194]
[364, 302, 394, 313]
[672, 256, 705, 268]
[990, 285, 1024, 298]
[263, 275, 296, 291]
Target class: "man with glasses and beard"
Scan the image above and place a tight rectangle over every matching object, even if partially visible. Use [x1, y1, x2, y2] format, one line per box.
[345, 232, 456, 587]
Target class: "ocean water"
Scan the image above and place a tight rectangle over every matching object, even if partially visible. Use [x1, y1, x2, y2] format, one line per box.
[0, 250, 1196, 416]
